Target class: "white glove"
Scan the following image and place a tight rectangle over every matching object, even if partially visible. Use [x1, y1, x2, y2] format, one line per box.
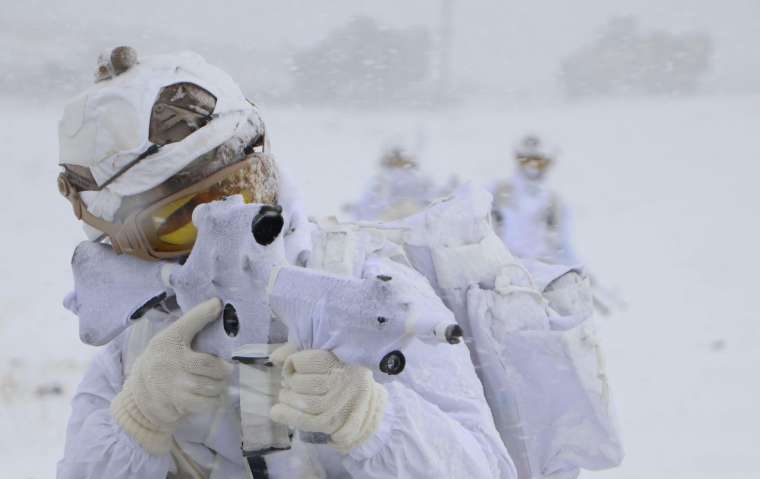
[269, 346, 388, 453]
[111, 298, 233, 455]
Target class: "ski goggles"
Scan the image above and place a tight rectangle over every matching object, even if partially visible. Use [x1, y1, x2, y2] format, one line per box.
[59, 153, 278, 261]
[516, 154, 552, 171]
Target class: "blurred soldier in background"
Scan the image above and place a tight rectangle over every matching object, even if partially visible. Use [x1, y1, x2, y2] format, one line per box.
[491, 134, 625, 315]
[343, 146, 456, 221]
[491, 134, 577, 265]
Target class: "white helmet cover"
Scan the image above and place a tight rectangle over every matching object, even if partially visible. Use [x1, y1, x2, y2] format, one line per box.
[58, 51, 263, 198]
[513, 134, 557, 160]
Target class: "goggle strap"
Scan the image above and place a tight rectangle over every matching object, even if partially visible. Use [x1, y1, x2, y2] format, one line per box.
[59, 153, 276, 262]
[58, 172, 148, 258]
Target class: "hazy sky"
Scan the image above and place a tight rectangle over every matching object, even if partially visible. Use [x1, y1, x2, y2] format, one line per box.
[4, 0, 759, 97]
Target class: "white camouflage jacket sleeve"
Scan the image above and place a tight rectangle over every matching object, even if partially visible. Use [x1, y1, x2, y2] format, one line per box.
[57, 335, 172, 479]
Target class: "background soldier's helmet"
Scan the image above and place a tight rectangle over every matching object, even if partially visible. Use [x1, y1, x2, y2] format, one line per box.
[513, 134, 556, 179]
[380, 147, 418, 170]
[514, 134, 550, 160]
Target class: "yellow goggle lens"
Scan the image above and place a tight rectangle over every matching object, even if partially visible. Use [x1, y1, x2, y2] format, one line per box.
[152, 194, 199, 247]
[149, 190, 256, 248]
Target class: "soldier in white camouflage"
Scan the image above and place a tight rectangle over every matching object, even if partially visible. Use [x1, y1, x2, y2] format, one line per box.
[491, 134, 577, 265]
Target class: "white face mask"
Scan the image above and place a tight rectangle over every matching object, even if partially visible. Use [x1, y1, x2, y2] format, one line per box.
[519, 160, 549, 182]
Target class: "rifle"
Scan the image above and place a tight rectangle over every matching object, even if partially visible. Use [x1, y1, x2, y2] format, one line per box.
[165, 197, 462, 473]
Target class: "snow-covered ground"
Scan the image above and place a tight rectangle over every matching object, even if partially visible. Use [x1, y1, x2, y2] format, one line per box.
[1, 95, 758, 478]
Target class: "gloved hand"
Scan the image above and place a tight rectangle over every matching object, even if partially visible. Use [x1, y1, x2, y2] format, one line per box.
[269, 345, 388, 453]
[111, 298, 233, 455]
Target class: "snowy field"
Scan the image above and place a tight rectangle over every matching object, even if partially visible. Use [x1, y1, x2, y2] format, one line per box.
[1, 95, 758, 478]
